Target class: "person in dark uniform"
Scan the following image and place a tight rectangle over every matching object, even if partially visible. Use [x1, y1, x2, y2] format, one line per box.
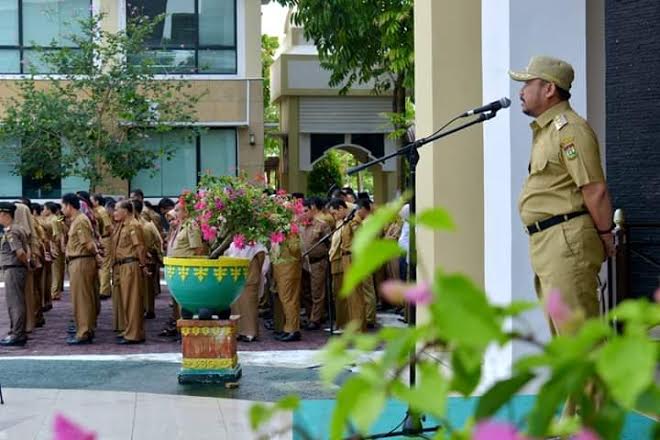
[0, 202, 30, 347]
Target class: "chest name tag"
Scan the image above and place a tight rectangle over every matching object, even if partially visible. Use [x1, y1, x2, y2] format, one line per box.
[563, 143, 577, 160]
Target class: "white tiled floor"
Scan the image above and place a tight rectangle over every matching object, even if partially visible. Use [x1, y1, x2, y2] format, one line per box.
[0, 388, 292, 440]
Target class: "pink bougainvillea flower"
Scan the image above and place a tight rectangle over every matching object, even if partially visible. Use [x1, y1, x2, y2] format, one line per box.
[293, 199, 305, 216]
[572, 428, 601, 440]
[270, 231, 286, 245]
[403, 281, 433, 306]
[194, 200, 207, 211]
[232, 234, 246, 250]
[54, 413, 96, 440]
[276, 189, 287, 196]
[201, 210, 213, 221]
[379, 280, 408, 305]
[545, 288, 573, 328]
[197, 189, 207, 198]
[201, 223, 217, 241]
[214, 199, 224, 210]
[290, 223, 300, 235]
[473, 420, 525, 440]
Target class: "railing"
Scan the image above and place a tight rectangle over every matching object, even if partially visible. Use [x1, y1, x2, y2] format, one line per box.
[604, 209, 660, 315]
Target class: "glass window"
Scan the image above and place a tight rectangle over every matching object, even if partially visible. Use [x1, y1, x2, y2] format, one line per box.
[200, 130, 237, 176]
[132, 129, 237, 197]
[0, 139, 21, 197]
[127, 0, 237, 74]
[0, 50, 20, 73]
[0, 0, 19, 45]
[199, 0, 235, 46]
[23, 0, 89, 47]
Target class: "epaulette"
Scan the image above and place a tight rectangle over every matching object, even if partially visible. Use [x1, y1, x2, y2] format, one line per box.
[553, 114, 568, 131]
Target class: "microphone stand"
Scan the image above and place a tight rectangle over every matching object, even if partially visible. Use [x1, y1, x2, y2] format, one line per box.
[302, 208, 358, 336]
[347, 110, 499, 436]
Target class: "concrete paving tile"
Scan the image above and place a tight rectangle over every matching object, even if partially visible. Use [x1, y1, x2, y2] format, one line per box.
[133, 392, 226, 440]
[0, 388, 59, 440]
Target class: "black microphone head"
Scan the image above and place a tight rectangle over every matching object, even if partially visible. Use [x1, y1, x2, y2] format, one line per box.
[500, 97, 511, 109]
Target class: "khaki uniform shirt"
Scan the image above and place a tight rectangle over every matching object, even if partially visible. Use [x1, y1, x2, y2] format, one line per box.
[167, 222, 204, 257]
[94, 206, 113, 238]
[519, 101, 605, 225]
[329, 221, 343, 275]
[301, 217, 332, 271]
[66, 212, 95, 257]
[340, 214, 363, 267]
[50, 215, 67, 256]
[0, 225, 28, 266]
[142, 208, 163, 235]
[112, 218, 145, 261]
[140, 218, 163, 264]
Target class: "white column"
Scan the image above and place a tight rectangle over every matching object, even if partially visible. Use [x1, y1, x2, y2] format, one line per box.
[482, 0, 590, 386]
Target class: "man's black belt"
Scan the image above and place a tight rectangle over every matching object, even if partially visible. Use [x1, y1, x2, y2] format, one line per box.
[66, 254, 95, 264]
[113, 256, 139, 267]
[525, 211, 588, 235]
[309, 255, 327, 264]
[0, 264, 26, 270]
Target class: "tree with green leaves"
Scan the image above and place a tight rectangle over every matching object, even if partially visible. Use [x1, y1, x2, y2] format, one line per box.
[262, 34, 282, 158]
[274, 0, 414, 119]
[0, 13, 202, 192]
[307, 151, 343, 196]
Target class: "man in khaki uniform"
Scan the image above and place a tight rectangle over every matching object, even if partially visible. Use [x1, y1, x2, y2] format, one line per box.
[328, 198, 350, 330]
[132, 199, 162, 320]
[92, 194, 113, 300]
[45, 202, 66, 301]
[62, 193, 99, 345]
[510, 56, 615, 336]
[0, 202, 30, 346]
[35, 204, 54, 313]
[272, 234, 303, 342]
[301, 197, 332, 330]
[112, 200, 147, 344]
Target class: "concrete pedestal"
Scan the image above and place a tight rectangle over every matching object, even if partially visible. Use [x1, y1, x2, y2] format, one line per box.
[176, 318, 242, 384]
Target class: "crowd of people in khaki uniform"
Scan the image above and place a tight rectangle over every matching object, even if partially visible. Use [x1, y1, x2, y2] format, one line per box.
[0, 189, 174, 346]
[0, 184, 410, 347]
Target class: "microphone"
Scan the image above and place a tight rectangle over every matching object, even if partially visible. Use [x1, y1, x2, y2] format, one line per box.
[461, 97, 511, 117]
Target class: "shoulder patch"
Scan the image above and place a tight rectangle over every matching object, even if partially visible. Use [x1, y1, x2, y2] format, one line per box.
[563, 143, 578, 160]
[554, 114, 568, 131]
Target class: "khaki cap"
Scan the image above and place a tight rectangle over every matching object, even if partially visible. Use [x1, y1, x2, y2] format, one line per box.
[509, 56, 574, 91]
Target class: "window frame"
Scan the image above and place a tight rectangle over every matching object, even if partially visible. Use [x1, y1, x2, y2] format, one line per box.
[126, 0, 238, 75]
[0, 0, 93, 74]
[129, 128, 239, 199]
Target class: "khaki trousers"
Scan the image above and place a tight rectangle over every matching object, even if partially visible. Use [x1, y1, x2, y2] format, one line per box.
[112, 268, 125, 332]
[342, 256, 366, 332]
[5, 267, 27, 338]
[118, 262, 145, 341]
[99, 237, 112, 297]
[530, 214, 604, 417]
[231, 252, 266, 338]
[42, 261, 52, 309]
[364, 275, 377, 325]
[307, 260, 328, 324]
[51, 253, 65, 299]
[24, 271, 36, 332]
[332, 272, 348, 329]
[273, 262, 302, 333]
[69, 258, 98, 339]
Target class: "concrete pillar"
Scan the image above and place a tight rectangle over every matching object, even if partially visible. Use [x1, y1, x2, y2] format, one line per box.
[414, 0, 484, 286]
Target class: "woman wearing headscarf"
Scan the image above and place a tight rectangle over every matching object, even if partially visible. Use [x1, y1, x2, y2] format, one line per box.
[14, 202, 44, 332]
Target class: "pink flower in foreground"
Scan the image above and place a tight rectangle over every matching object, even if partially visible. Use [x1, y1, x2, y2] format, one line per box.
[290, 223, 300, 235]
[404, 281, 433, 306]
[232, 234, 246, 250]
[545, 288, 572, 328]
[572, 428, 601, 440]
[379, 280, 407, 305]
[194, 200, 207, 211]
[54, 413, 96, 440]
[270, 231, 285, 245]
[473, 421, 525, 440]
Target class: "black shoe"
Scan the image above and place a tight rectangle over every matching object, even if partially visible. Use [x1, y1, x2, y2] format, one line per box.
[158, 328, 177, 337]
[35, 318, 46, 328]
[237, 334, 257, 343]
[0, 335, 27, 346]
[144, 312, 156, 319]
[117, 338, 145, 345]
[41, 304, 53, 313]
[306, 322, 321, 331]
[100, 295, 111, 301]
[67, 336, 92, 345]
[278, 331, 301, 342]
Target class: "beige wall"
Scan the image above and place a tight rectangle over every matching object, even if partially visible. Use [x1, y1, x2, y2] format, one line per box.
[414, 0, 484, 286]
[245, 0, 262, 78]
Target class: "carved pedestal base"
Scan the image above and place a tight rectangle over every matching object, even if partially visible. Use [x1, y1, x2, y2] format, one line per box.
[177, 317, 241, 384]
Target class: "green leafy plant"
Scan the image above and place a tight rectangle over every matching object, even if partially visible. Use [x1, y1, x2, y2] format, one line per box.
[251, 197, 660, 439]
[0, 12, 203, 191]
[307, 152, 343, 196]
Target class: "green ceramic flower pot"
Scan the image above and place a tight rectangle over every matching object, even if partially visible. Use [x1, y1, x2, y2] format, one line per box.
[164, 256, 250, 316]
